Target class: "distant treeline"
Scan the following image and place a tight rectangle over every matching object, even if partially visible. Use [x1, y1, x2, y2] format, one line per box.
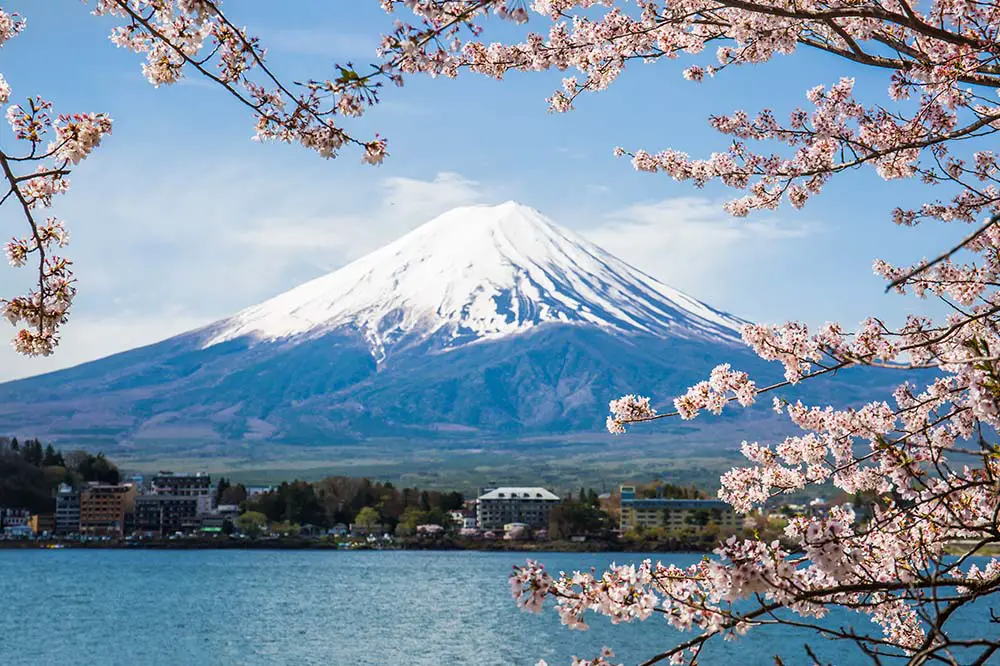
[0, 436, 122, 513]
[217, 476, 468, 534]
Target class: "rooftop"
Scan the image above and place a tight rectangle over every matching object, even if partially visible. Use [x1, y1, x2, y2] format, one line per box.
[622, 497, 732, 510]
[477, 487, 560, 501]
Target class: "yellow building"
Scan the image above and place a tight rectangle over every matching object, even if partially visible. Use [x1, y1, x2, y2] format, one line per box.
[27, 514, 55, 536]
[619, 485, 741, 533]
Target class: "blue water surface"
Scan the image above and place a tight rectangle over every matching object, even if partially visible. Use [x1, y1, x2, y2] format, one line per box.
[0, 549, 996, 666]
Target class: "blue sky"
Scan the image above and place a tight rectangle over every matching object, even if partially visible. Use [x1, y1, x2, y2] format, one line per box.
[0, 1, 967, 380]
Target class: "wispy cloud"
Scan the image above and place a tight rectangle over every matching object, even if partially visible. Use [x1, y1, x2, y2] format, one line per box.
[235, 171, 489, 261]
[0, 164, 493, 381]
[581, 196, 817, 309]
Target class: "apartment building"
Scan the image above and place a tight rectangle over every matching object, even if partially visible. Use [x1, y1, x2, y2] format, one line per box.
[0, 508, 30, 529]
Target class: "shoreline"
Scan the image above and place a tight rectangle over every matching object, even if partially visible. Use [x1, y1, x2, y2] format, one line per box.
[0, 537, 718, 553]
[6, 538, 996, 557]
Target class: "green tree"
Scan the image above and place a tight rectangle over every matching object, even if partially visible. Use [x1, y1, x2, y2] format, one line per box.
[246, 480, 327, 526]
[215, 477, 230, 505]
[684, 508, 719, 527]
[549, 502, 612, 540]
[270, 521, 300, 537]
[439, 491, 464, 512]
[235, 511, 267, 537]
[0, 453, 54, 513]
[20, 439, 43, 467]
[75, 452, 120, 484]
[220, 483, 247, 506]
[355, 506, 380, 528]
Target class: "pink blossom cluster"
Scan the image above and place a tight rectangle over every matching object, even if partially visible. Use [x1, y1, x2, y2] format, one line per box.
[535, 646, 621, 666]
[89, 0, 387, 163]
[605, 394, 656, 433]
[1, 1, 401, 355]
[673, 363, 756, 419]
[0, 24, 110, 356]
[372, 0, 1000, 662]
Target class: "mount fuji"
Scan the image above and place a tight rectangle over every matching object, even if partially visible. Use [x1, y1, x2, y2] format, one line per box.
[0, 202, 884, 457]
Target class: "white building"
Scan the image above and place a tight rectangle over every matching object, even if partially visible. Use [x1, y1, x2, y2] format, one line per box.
[449, 510, 477, 530]
[150, 472, 214, 516]
[476, 487, 560, 531]
[0, 508, 30, 529]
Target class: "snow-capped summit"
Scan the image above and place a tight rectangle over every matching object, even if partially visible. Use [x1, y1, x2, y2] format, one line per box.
[1, 199, 895, 450]
[204, 201, 745, 360]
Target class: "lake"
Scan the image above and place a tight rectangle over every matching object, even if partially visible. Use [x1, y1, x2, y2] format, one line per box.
[0, 549, 996, 665]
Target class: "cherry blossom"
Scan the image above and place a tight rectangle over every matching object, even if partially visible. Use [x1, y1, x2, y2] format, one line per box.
[366, 0, 1000, 663]
[1, 1, 390, 355]
[7, 0, 1000, 660]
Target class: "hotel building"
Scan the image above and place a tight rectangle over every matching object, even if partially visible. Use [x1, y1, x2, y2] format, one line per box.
[619, 485, 741, 533]
[476, 487, 560, 531]
[79, 484, 138, 537]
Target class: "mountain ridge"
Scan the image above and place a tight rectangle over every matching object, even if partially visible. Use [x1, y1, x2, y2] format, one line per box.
[200, 201, 746, 360]
[0, 201, 876, 457]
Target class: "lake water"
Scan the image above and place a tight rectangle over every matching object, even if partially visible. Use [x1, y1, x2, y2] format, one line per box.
[1, 549, 996, 666]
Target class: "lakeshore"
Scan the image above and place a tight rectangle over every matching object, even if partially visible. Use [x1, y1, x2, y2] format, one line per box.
[0, 534, 722, 553]
[10, 536, 998, 556]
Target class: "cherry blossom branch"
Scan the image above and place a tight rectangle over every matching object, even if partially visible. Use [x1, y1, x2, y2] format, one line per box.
[886, 213, 1000, 293]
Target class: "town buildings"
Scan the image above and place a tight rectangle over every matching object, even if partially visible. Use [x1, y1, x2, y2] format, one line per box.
[618, 485, 741, 533]
[449, 510, 477, 530]
[200, 504, 240, 531]
[79, 484, 138, 537]
[0, 508, 30, 531]
[476, 487, 560, 531]
[55, 484, 80, 535]
[135, 495, 199, 535]
[28, 514, 55, 536]
[151, 472, 214, 516]
[135, 472, 215, 535]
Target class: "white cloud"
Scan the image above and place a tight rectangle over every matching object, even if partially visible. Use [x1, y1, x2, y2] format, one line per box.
[581, 196, 816, 305]
[234, 171, 488, 262]
[0, 165, 492, 381]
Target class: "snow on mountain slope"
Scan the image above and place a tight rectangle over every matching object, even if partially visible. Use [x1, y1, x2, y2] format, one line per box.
[204, 201, 746, 361]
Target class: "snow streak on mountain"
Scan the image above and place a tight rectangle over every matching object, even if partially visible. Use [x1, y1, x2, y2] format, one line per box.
[204, 201, 745, 362]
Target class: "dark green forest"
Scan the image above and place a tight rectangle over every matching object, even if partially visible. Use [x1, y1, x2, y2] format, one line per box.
[0, 436, 121, 513]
